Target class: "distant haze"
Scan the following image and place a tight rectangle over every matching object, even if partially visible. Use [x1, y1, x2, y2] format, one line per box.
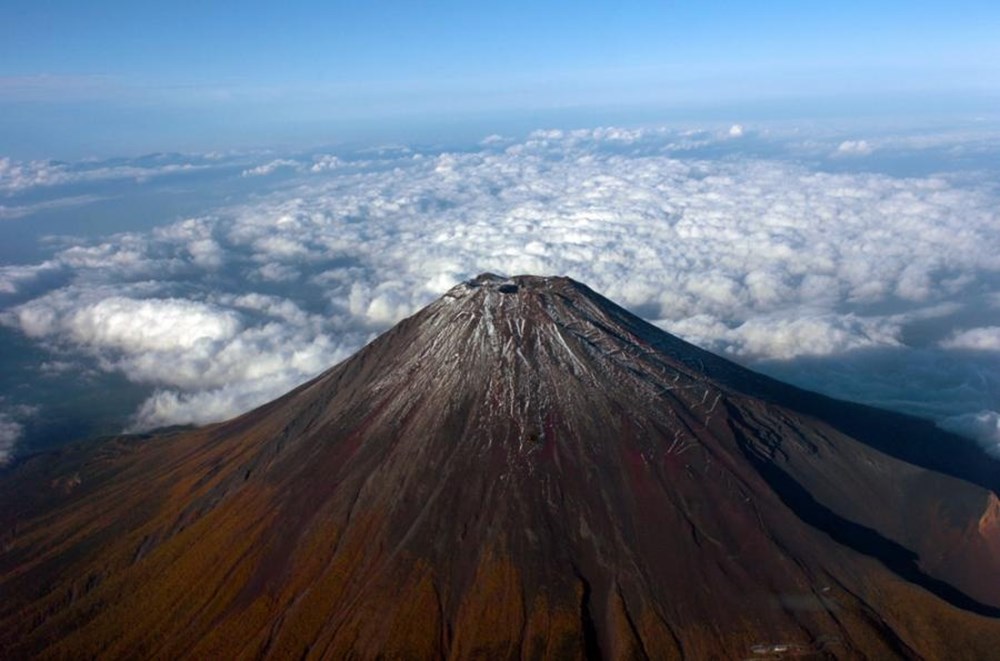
[1, 2, 999, 158]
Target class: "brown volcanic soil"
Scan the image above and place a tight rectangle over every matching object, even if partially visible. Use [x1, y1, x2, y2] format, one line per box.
[3, 273, 1000, 659]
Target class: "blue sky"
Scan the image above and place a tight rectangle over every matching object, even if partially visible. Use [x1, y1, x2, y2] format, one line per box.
[2, 1, 998, 158]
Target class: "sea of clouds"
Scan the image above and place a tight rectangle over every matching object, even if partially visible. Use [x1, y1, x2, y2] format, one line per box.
[1, 124, 999, 462]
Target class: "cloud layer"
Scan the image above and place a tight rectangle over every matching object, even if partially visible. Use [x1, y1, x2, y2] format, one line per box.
[1, 125, 999, 457]
[942, 326, 1000, 351]
[0, 155, 223, 195]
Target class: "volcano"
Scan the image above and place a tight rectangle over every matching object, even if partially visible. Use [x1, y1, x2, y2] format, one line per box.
[3, 273, 1000, 659]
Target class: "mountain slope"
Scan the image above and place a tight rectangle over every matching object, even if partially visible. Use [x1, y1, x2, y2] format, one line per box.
[2, 273, 1000, 659]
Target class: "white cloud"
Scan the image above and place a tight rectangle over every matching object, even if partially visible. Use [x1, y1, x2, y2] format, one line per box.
[941, 326, 1000, 351]
[2, 125, 999, 445]
[186, 238, 225, 269]
[0, 260, 62, 295]
[0, 156, 65, 193]
[0, 194, 105, 221]
[309, 154, 341, 172]
[835, 139, 874, 156]
[940, 411, 1000, 456]
[66, 297, 240, 352]
[728, 124, 745, 138]
[664, 313, 902, 361]
[0, 155, 213, 194]
[0, 413, 22, 465]
[2, 289, 347, 428]
[241, 159, 300, 177]
[0, 401, 35, 464]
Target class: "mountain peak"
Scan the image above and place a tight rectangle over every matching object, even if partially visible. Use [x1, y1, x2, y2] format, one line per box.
[425, 271, 683, 373]
[446, 272, 582, 304]
[3, 275, 1000, 658]
[362, 272, 729, 464]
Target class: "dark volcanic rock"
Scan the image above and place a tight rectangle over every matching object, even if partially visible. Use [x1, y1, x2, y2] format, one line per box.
[3, 274, 1000, 659]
